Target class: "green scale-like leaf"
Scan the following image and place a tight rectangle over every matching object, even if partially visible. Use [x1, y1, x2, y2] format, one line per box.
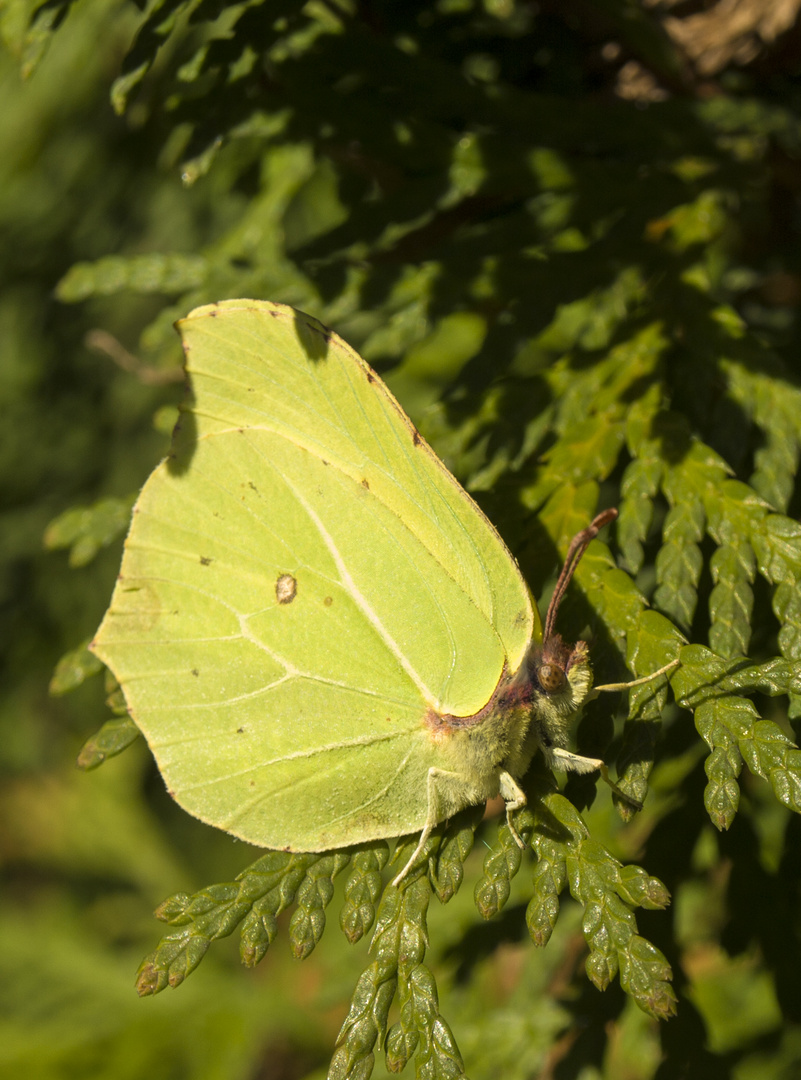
[340, 843, 391, 945]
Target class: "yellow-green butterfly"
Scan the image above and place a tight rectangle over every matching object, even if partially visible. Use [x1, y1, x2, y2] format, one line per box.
[92, 300, 674, 884]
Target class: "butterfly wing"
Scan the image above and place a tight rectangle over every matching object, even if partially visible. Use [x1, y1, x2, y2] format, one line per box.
[91, 300, 537, 849]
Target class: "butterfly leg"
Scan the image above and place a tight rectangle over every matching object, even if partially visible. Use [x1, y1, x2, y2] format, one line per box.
[499, 769, 528, 850]
[545, 747, 642, 809]
[391, 766, 463, 888]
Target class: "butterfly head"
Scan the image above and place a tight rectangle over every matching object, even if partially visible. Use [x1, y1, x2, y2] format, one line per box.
[528, 632, 592, 716]
[520, 510, 616, 732]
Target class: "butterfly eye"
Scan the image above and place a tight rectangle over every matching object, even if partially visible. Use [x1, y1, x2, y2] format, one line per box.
[538, 662, 567, 694]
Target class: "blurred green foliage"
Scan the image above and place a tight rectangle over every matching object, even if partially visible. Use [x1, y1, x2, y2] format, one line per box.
[4, 0, 801, 1077]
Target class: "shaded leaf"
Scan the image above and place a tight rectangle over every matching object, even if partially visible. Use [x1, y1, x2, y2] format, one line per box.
[44, 496, 135, 567]
[76, 715, 140, 770]
[49, 638, 102, 695]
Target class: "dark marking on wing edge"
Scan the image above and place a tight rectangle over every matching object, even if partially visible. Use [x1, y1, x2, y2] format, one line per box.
[412, 429, 422, 446]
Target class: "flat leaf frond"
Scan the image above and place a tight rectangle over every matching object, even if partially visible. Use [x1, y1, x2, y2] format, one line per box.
[334, 875, 451, 1079]
[474, 804, 536, 920]
[56, 253, 209, 302]
[109, 0, 199, 115]
[75, 715, 140, 770]
[3, 0, 75, 77]
[340, 842, 391, 945]
[430, 803, 485, 904]
[530, 792, 675, 1018]
[136, 851, 336, 991]
[44, 494, 135, 567]
[49, 637, 103, 696]
[328, 962, 396, 1080]
[289, 852, 352, 960]
[723, 357, 801, 512]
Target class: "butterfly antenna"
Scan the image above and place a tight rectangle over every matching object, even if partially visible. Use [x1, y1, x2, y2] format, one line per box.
[543, 508, 618, 642]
